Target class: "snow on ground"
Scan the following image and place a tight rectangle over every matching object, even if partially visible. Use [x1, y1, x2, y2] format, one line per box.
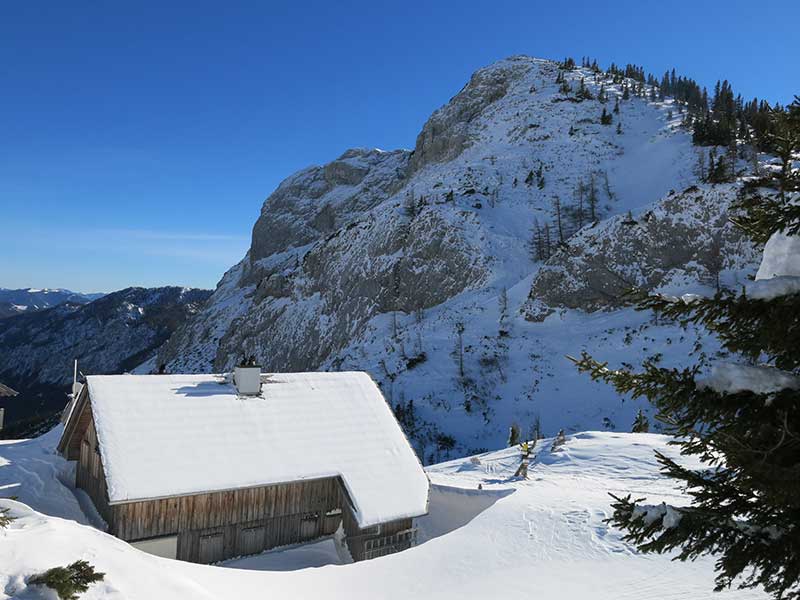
[0, 428, 768, 599]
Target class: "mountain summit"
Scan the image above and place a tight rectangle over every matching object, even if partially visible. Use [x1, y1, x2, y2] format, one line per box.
[155, 56, 759, 460]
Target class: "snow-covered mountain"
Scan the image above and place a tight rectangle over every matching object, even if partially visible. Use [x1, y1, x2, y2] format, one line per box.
[155, 56, 761, 461]
[0, 287, 104, 319]
[0, 287, 211, 426]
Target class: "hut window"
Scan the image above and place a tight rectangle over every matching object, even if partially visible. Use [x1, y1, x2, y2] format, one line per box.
[361, 524, 381, 536]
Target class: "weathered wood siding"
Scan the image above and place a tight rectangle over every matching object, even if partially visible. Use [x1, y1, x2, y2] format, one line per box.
[342, 504, 416, 561]
[61, 388, 91, 461]
[108, 477, 343, 563]
[75, 420, 112, 523]
[69, 405, 423, 564]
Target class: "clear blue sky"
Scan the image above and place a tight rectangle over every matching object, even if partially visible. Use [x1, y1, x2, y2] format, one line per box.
[1, 1, 797, 293]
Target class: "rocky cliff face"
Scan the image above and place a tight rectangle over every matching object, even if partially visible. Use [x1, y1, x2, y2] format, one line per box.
[0, 287, 211, 423]
[156, 56, 762, 461]
[523, 184, 759, 320]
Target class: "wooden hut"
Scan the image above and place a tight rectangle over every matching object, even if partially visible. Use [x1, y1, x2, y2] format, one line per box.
[0, 382, 17, 431]
[58, 369, 429, 563]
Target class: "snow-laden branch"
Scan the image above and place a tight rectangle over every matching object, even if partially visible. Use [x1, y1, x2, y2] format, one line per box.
[697, 363, 800, 398]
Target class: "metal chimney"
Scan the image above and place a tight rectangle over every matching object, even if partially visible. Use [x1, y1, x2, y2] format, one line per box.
[234, 357, 262, 396]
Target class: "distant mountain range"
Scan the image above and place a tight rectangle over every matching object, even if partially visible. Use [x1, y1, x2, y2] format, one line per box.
[0, 286, 211, 430]
[0, 288, 105, 319]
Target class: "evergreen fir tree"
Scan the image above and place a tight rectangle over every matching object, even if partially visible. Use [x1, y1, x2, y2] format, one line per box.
[577, 77, 594, 101]
[569, 145, 800, 598]
[508, 422, 521, 447]
[770, 97, 800, 198]
[631, 409, 650, 433]
[553, 196, 565, 243]
[587, 173, 599, 220]
[600, 108, 613, 125]
[30, 560, 105, 600]
[616, 121, 623, 135]
[0, 507, 14, 529]
[550, 429, 567, 452]
[525, 169, 535, 186]
[535, 163, 545, 189]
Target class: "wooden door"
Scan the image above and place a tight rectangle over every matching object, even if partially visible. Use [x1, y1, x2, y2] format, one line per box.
[237, 525, 266, 557]
[198, 532, 224, 564]
[300, 513, 320, 540]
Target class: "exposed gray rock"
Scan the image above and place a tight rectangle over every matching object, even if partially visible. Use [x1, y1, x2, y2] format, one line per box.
[409, 57, 531, 173]
[523, 185, 759, 320]
[249, 148, 409, 262]
[215, 201, 486, 373]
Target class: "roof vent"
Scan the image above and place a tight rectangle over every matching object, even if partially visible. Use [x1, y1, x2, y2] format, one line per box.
[234, 356, 262, 396]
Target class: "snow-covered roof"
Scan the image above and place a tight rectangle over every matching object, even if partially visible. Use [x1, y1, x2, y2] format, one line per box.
[0, 382, 17, 397]
[84, 372, 428, 527]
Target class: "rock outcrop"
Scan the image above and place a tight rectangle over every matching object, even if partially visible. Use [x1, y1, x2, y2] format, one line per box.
[523, 185, 759, 320]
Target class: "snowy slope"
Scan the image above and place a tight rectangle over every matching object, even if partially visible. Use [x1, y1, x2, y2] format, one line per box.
[0, 428, 767, 599]
[154, 56, 760, 461]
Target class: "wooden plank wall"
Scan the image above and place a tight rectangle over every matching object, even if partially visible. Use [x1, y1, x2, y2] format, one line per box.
[108, 477, 344, 562]
[71, 405, 423, 564]
[63, 390, 92, 461]
[75, 420, 112, 523]
[178, 509, 340, 563]
[341, 502, 414, 561]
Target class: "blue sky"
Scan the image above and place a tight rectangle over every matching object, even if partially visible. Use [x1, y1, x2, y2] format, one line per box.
[1, 1, 798, 293]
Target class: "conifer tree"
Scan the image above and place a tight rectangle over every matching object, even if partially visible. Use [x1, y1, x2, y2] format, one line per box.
[508, 422, 521, 447]
[569, 134, 800, 598]
[30, 560, 105, 600]
[0, 507, 13, 529]
[587, 173, 599, 220]
[536, 163, 545, 189]
[631, 408, 649, 433]
[550, 429, 567, 452]
[600, 108, 613, 125]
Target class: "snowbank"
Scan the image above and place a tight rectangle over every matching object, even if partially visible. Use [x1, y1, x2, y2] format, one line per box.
[755, 231, 800, 280]
[0, 430, 768, 599]
[698, 363, 800, 396]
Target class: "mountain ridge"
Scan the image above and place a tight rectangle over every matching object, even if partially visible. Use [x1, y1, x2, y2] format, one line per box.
[0, 287, 105, 319]
[0, 286, 212, 427]
[149, 55, 760, 460]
